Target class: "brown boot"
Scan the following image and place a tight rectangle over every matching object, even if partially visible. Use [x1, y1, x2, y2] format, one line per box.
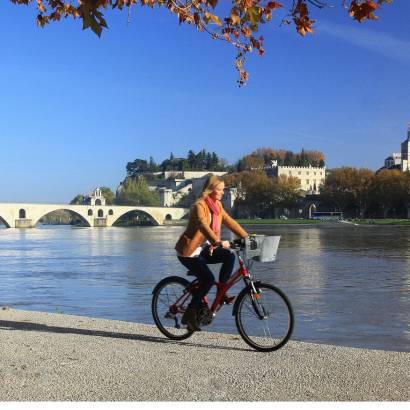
[181, 306, 201, 332]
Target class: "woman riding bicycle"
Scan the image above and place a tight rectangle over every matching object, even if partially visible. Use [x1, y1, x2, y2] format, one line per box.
[175, 175, 248, 331]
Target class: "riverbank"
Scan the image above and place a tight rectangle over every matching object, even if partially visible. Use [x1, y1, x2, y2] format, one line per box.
[166, 218, 328, 226]
[167, 218, 410, 226]
[1, 308, 409, 401]
[348, 219, 410, 225]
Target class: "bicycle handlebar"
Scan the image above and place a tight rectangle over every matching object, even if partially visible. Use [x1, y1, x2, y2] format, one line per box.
[229, 238, 246, 251]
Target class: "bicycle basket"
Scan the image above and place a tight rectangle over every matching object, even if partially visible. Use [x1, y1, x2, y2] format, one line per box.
[244, 235, 281, 262]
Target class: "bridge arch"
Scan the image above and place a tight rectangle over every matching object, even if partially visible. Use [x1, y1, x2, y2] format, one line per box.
[0, 215, 11, 228]
[111, 209, 161, 226]
[33, 208, 92, 228]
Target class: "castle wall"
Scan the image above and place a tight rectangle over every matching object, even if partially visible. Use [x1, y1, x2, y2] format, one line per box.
[277, 165, 326, 193]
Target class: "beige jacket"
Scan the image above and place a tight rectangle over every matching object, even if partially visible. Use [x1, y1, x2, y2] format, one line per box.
[175, 197, 248, 257]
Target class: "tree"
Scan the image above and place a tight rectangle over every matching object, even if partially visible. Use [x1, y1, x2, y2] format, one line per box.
[70, 194, 85, 205]
[100, 186, 115, 205]
[224, 170, 301, 217]
[115, 176, 160, 206]
[210, 152, 220, 170]
[250, 147, 325, 167]
[368, 170, 409, 218]
[237, 154, 265, 171]
[196, 149, 206, 170]
[321, 167, 374, 217]
[11, 1, 392, 85]
[149, 156, 159, 171]
[205, 152, 212, 170]
[126, 158, 149, 177]
[187, 150, 196, 170]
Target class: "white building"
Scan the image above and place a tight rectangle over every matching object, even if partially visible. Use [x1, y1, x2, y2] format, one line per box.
[401, 125, 410, 172]
[378, 124, 410, 172]
[267, 160, 326, 193]
[147, 171, 228, 207]
[384, 153, 402, 168]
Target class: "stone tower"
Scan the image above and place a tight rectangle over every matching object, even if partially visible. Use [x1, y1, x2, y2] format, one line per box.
[90, 188, 106, 206]
[401, 123, 410, 172]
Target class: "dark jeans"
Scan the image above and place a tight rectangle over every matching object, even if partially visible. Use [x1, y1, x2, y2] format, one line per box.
[178, 247, 236, 309]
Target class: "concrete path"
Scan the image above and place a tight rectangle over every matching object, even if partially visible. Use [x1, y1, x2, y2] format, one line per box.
[0, 308, 409, 401]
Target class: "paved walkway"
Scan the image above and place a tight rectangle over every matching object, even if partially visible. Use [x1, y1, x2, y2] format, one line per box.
[0, 308, 409, 401]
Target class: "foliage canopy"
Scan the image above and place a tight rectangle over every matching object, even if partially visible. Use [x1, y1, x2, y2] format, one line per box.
[321, 167, 410, 218]
[10, 0, 393, 84]
[126, 149, 228, 177]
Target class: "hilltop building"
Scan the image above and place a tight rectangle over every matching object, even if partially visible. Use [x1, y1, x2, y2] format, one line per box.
[117, 170, 228, 208]
[378, 124, 410, 172]
[266, 160, 326, 194]
[383, 153, 402, 170]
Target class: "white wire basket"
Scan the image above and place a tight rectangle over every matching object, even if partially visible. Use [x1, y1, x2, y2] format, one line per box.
[244, 235, 281, 262]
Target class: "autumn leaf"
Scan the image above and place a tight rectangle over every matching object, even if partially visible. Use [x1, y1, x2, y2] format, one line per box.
[36, 0, 45, 13]
[210, 14, 222, 26]
[266, 1, 283, 11]
[248, 5, 262, 26]
[294, 17, 314, 36]
[208, 0, 218, 8]
[349, 0, 380, 22]
[230, 11, 241, 26]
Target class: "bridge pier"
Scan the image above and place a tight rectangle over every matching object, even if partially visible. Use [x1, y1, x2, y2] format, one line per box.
[14, 219, 35, 228]
[94, 218, 107, 227]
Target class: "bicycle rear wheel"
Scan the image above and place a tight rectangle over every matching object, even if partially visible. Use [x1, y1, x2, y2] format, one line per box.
[235, 282, 294, 352]
[151, 276, 194, 340]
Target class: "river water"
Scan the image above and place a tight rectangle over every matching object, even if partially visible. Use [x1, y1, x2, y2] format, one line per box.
[1, 224, 409, 352]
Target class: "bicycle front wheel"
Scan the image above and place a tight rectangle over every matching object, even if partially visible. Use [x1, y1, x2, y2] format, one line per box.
[151, 276, 194, 341]
[235, 282, 294, 352]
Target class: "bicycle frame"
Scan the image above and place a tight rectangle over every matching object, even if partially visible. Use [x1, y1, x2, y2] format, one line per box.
[209, 253, 250, 313]
[169, 251, 254, 317]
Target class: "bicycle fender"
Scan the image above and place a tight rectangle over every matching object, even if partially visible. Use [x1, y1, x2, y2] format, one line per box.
[151, 276, 190, 294]
[231, 281, 262, 316]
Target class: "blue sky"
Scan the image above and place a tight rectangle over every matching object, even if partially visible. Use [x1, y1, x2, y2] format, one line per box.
[0, 1, 409, 203]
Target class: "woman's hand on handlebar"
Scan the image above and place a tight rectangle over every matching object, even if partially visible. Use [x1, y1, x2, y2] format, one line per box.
[220, 240, 231, 248]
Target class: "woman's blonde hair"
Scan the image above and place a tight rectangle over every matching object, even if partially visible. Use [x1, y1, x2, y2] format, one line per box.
[200, 175, 225, 198]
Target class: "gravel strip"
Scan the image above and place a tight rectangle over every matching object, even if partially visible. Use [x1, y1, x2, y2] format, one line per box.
[0, 308, 409, 401]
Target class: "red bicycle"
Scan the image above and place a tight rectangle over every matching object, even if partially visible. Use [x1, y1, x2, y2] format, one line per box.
[151, 236, 294, 352]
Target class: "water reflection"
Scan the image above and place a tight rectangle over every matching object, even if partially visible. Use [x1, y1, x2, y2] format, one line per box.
[0, 224, 409, 352]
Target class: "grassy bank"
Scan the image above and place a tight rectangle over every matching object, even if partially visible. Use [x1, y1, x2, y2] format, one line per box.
[235, 218, 328, 225]
[166, 218, 329, 226]
[347, 219, 410, 225]
[166, 218, 410, 226]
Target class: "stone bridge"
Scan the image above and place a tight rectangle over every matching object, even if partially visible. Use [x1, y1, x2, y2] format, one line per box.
[0, 203, 189, 228]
